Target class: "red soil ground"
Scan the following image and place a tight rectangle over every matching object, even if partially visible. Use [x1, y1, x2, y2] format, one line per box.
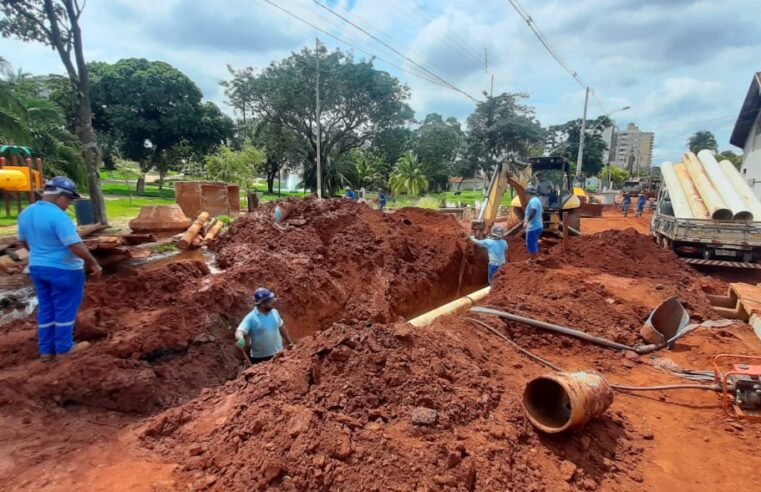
[1, 205, 761, 491]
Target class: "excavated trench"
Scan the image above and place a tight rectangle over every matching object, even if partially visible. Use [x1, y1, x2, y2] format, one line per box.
[0, 199, 486, 415]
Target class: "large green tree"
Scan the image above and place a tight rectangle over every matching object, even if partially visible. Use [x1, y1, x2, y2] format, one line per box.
[412, 113, 464, 192]
[687, 131, 718, 154]
[1, 0, 107, 222]
[546, 116, 611, 177]
[465, 93, 545, 175]
[221, 46, 414, 194]
[89, 58, 233, 192]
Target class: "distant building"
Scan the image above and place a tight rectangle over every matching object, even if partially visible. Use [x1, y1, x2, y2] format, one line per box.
[608, 123, 654, 174]
[730, 72, 761, 199]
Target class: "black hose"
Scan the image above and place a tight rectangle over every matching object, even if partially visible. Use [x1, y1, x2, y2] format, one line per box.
[464, 316, 563, 371]
[610, 383, 721, 392]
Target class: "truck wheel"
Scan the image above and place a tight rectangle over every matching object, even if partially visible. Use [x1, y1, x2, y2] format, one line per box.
[703, 249, 711, 259]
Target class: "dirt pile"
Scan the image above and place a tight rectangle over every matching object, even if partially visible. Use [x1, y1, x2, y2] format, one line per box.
[0, 199, 485, 414]
[551, 228, 693, 281]
[141, 318, 645, 491]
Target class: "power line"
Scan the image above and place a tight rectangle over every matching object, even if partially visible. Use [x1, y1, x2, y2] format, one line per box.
[258, 0, 450, 89]
[506, 0, 587, 89]
[311, 0, 480, 103]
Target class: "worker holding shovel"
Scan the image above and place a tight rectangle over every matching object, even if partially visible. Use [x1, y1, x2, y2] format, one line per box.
[235, 287, 294, 364]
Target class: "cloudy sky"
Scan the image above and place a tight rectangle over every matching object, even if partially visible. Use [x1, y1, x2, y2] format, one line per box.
[2, 0, 758, 164]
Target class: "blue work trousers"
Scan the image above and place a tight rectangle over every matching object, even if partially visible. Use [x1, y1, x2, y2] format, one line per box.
[526, 228, 542, 254]
[29, 266, 85, 356]
[488, 264, 501, 284]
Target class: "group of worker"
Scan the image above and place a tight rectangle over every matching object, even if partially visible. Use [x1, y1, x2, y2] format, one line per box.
[19, 176, 294, 366]
[468, 185, 543, 284]
[622, 193, 648, 217]
[345, 186, 387, 211]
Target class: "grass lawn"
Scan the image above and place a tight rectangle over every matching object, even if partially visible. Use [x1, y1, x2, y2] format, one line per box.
[100, 182, 175, 199]
[0, 195, 174, 235]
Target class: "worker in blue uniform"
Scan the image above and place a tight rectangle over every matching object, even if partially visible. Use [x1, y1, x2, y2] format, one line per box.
[17, 176, 102, 362]
[344, 186, 357, 200]
[523, 185, 544, 261]
[622, 194, 632, 217]
[636, 194, 647, 217]
[468, 225, 508, 284]
[235, 287, 294, 364]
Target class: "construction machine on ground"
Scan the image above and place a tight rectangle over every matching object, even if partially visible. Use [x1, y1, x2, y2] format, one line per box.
[471, 156, 584, 238]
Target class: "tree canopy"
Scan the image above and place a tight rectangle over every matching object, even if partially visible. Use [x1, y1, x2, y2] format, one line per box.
[547, 116, 611, 177]
[413, 113, 465, 192]
[221, 46, 414, 194]
[389, 152, 427, 196]
[89, 58, 233, 190]
[465, 93, 545, 175]
[687, 131, 718, 154]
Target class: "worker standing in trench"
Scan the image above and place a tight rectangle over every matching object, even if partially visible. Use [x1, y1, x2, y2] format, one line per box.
[17, 177, 103, 362]
[523, 185, 543, 262]
[468, 225, 508, 284]
[235, 287, 295, 364]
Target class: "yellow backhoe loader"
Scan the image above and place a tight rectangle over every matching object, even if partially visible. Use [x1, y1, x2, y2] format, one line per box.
[471, 156, 584, 238]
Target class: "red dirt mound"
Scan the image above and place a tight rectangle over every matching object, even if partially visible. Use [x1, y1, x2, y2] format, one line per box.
[0, 199, 485, 414]
[551, 228, 694, 281]
[141, 318, 645, 491]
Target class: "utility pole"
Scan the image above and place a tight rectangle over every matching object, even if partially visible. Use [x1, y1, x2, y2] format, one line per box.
[315, 38, 322, 198]
[576, 86, 590, 184]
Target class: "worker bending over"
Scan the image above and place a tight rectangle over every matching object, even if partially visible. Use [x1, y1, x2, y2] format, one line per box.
[468, 225, 508, 284]
[17, 177, 102, 362]
[235, 287, 294, 364]
[635, 194, 646, 217]
[344, 186, 357, 200]
[524, 185, 543, 261]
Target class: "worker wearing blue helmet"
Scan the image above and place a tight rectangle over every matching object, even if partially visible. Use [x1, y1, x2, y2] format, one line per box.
[17, 176, 102, 362]
[235, 287, 294, 363]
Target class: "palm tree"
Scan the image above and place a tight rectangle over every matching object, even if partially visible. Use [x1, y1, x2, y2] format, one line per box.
[389, 152, 428, 196]
[687, 131, 718, 154]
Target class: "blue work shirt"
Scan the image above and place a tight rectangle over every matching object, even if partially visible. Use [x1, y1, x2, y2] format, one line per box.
[525, 196, 544, 232]
[237, 307, 284, 358]
[637, 195, 646, 207]
[469, 236, 508, 266]
[379, 193, 387, 207]
[17, 201, 83, 270]
[345, 190, 357, 200]
[622, 195, 632, 206]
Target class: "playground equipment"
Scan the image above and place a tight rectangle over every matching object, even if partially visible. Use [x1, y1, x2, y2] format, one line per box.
[0, 146, 44, 216]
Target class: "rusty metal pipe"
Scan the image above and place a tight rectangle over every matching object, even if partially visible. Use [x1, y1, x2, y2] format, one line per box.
[523, 371, 613, 433]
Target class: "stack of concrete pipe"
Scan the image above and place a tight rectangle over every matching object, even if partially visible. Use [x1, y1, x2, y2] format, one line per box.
[659, 150, 761, 222]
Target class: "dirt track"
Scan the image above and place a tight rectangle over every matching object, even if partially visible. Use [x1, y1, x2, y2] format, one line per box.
[1, 204, 761, 491]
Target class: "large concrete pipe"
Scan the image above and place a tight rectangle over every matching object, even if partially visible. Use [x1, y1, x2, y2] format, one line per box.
[523, 371, 614, 433]
[660, 162, 694, 219]
[683, 152, 732, 220]
[719, 159, 761, 220]
[674, 162, 709, 219]
[697, 150, 752, 222]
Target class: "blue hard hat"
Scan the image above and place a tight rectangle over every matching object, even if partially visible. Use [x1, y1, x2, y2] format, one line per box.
[44, 176, 81, 199]
[253, 287, 277, 305]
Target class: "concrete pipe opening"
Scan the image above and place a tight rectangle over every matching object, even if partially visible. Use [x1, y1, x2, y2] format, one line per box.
[522, 372, 614, 433]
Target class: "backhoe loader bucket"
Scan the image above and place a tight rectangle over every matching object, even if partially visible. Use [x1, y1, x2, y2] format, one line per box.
[640, 297, 690, 347]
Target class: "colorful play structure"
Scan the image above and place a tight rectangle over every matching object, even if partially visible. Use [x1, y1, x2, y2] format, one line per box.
[0, 145, 44, 217]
